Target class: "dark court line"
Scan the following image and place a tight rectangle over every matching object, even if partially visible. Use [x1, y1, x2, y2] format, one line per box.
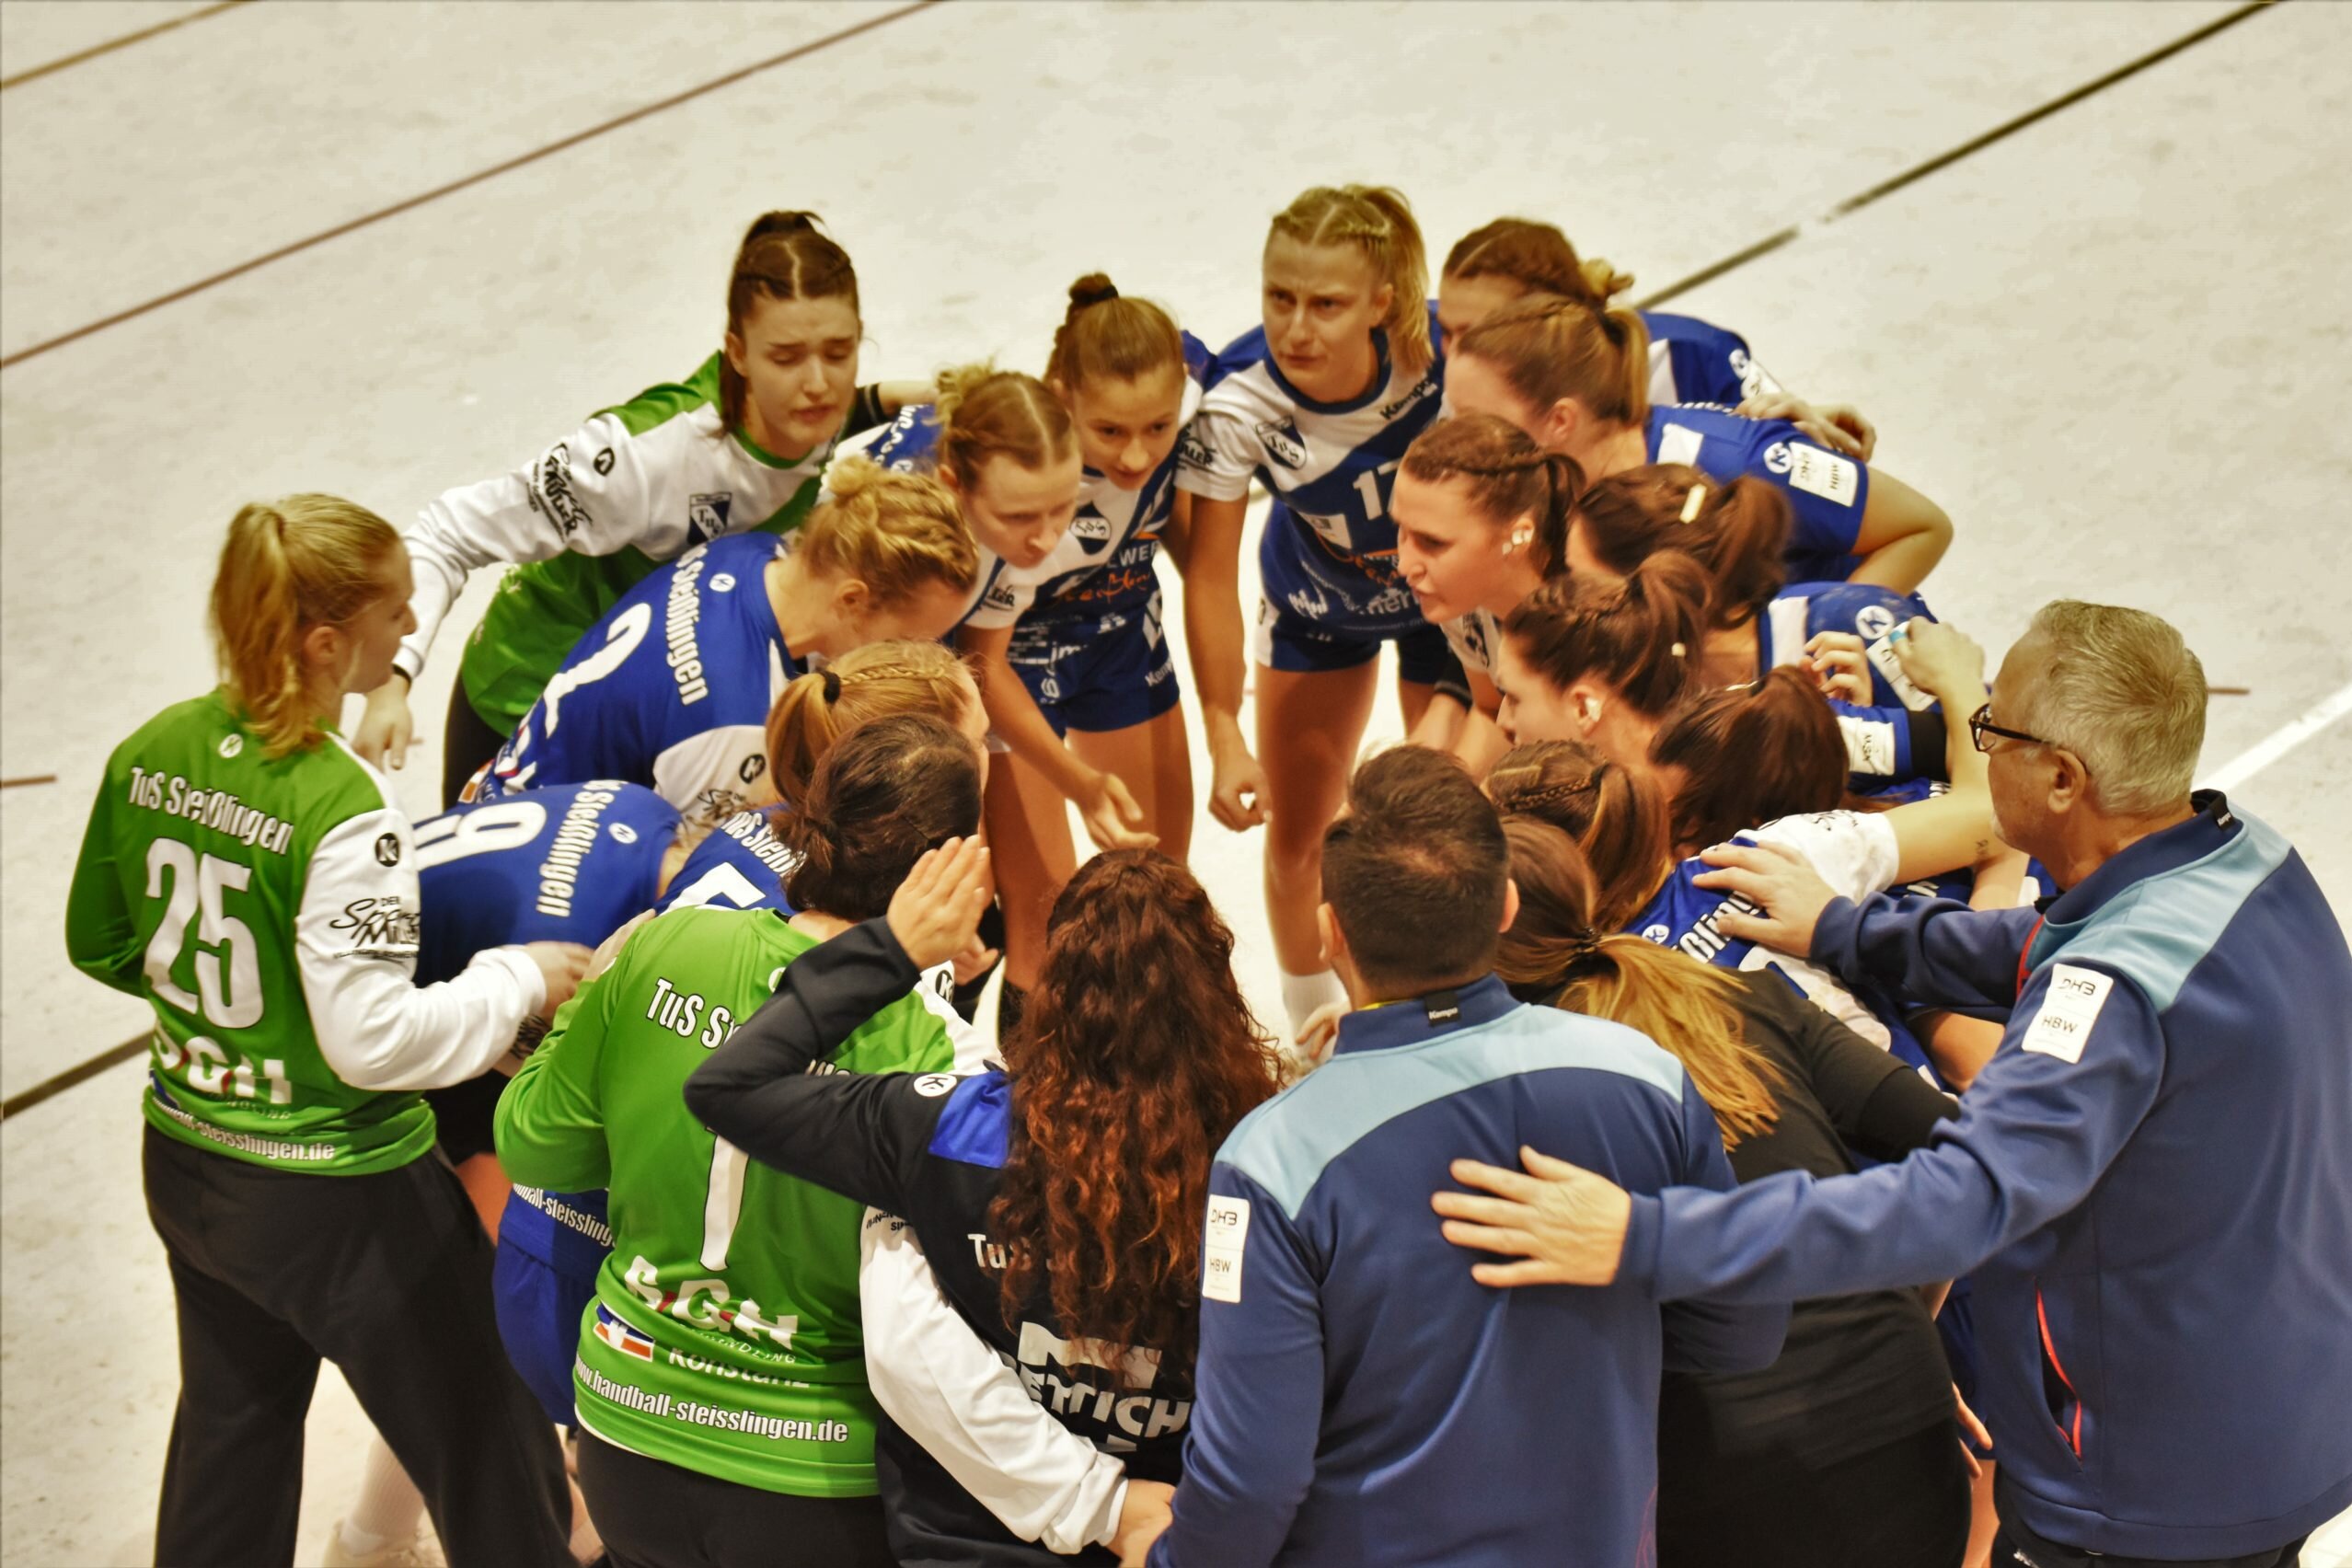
[0, 774, 60, 789]
[0, 0, 251, 92]
[1638, 0, 2277, 311]
[0, 0, 942, 371]
[0, 1034, 148, 1122]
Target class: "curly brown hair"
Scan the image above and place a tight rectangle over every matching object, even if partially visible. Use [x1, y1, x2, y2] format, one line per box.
[988, 850, 1279, 1383]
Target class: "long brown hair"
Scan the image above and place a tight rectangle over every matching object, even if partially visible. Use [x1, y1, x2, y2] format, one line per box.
[1399, 414, 1585, 579]
[1497, 815, 1782, 1148]
[1045, 272, 1187, 393]
[719, 212, 859, 438]
[932, 363, 1078, 490]
[775, 713, 981, 920]
[990, 851, 1280, 1382]
[1501, 552, 1712, 721]
[1484, 739, 1673, 932]
[1652, 668, 1850, 854]
[1443, 216, 1633, 311]
[1574, 464, 1791, 630]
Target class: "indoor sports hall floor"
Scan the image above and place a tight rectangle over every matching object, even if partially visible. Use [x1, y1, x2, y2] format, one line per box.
[4, 2, 2347, 1562]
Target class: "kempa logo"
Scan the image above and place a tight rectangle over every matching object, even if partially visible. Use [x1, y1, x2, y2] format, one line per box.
[217, 733, 244, 758]
[594, 446, 617, 476]
[1854, 605, 1898, 640]
[709, 572, 737, 593]
[1763, 442, 1795, 476]
[374, 834, 401, 867]
[1256, 419, 1309, 469]
[913, 1074, 956, 1098]
[608, 822, 640, 845]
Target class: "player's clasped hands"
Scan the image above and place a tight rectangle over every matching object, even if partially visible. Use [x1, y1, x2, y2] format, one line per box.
[884, 836, 995, 970]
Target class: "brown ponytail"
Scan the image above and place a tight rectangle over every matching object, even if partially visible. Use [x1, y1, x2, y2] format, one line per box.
[1268, 185, 1433, 380]
[210, 495, 402, 757]
[1497, 814, 1782, 1147]
[720, 211, 859, 437]
[775, 712, 982, 919]
[1574, 465, 1790, 629]
[1454, 292, 1650, 430]
[1484, 739, 1672, 932]
[1443, 217, 1634, 311]
[1399, 414, 1584, 578]
[932, 363, 1078, 491]
[1651, 667, 1850, 855]
[764, 640, 977, 814]
[1501, 551, 1711, 721]
[1044, 272, 1187, 395]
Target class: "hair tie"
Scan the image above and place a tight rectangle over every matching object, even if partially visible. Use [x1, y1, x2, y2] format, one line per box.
[1679, 484, 1708, 524]
[1670, 642, 1688, 659]
[819, 667, 842, 703]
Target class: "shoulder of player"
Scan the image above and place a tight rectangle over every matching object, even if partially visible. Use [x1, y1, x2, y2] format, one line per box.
[592, 352, 726, 438]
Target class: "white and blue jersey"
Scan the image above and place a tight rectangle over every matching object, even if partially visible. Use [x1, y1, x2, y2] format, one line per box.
[1640, 309, 1779, 409]
[1761, 581, 1939, 711]
[652, 806, 801, 916]
[1179, 311, 1459, 683]
[477, 531, 801, 829]
[1649, 404, 1871, 583]
[410, 782, 676, 1428]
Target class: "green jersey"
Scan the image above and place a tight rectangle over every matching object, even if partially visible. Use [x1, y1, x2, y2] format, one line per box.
[64, 692, 544, 1174]
[493, 905, 974, 1496]
[393, 354, 833, 732]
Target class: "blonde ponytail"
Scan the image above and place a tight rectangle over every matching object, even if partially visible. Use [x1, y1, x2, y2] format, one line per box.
[803, 455, 978, 606]
[764, 639, 978, 813]
[1454, 292, 1652, 430]
[209, 495, 400, 757]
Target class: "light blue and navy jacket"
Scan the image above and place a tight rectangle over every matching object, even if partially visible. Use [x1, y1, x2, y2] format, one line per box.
[1150, 975, 1787, 1568]
[1624, 794, 2352, 1558]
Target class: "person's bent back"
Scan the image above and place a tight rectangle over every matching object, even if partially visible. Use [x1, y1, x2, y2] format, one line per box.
[1148, 747, 1785, 1568]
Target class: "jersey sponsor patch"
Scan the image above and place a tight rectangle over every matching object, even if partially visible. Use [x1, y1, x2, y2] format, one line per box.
[2022, 963, 2113, 1064]
[1782, 444, 1860, 505]
[1864, 634, 1937, 710]
[593, 1303, 656, 1360]
[1201, 1194, 1251, 1304]
[1840, 716, 1898, 777]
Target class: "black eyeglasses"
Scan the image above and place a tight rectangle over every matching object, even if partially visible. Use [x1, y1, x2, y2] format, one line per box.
[1969, 702, 2047, 754]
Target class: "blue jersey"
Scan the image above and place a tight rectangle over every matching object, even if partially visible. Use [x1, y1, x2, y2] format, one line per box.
[1648, 404, 1871, 582]
[413, 782, 682, 985]
[478, 531, 801, 828]
[1179, 311, 1446, 640]
[1640, 309, 1779, 409]
[651, 806, 800, 916]
[1760, 581, 1939, 710]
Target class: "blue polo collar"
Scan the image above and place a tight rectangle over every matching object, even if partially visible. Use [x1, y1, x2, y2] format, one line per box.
[2040, 790, 2242, 928]
[1332, 974, 1519, 1057]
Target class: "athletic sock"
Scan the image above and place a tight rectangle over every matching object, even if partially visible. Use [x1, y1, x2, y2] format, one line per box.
[340, 1437, 427, 1556]
[1279, 968, 1348, 1036]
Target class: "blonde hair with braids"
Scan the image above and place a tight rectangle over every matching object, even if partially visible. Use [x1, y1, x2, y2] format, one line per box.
[1267, 184, 1433, 380]
[931, 363, 1078, 490]
[801, 455, 977, 607]
[1400, 414, 1585, 578]
[764, 640, 979, 813]
[209, 495, 402, 757]
[1484, 739, 1673, 933]
[1497, 814, 1784, 1150]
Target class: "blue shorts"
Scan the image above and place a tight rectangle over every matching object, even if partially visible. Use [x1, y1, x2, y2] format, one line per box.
[1254, 504, 1465, 689]
[1009, 593, 1182, 737]
[494, 1188, 609, 1427]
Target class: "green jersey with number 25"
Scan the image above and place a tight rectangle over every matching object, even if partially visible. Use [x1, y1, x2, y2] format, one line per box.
[495, 905, 972, 1496]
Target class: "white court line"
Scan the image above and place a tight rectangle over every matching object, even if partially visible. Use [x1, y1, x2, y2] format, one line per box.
[2202, 679, 2352, 794]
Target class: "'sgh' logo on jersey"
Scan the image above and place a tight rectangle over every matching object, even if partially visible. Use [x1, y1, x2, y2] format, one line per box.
[374, 834, 401, 867]
[1072, 504, 1113, 553]
[1256, 419, 1309, 469]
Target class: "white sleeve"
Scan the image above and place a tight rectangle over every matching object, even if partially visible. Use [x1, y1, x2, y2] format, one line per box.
[296, 805, 547, 1090]
[858, 1212, 1126, 1552]
[911, 975, 997, 1075]
[1174, 405, 1260, 502]
[1750, 811, 1901, 902]
[398, 410, 662, 680]
[959, 561, 1044, 631]
[650, 724, 770, 829]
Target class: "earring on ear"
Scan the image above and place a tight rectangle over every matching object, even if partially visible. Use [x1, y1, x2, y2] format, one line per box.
[1509, 525, 1534, 552]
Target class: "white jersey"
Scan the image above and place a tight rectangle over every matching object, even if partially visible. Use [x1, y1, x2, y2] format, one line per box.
[1437, 606, 1503, 679]
[398, 353, 833, 683]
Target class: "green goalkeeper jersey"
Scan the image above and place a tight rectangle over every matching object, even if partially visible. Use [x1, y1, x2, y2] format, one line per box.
[494, 905, 971, 1495]
[64, 692, 543, 1174]
[393, 354, 831, 734]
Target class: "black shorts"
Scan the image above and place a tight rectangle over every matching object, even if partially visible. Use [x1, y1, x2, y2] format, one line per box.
[426, 1069, 507, 1166]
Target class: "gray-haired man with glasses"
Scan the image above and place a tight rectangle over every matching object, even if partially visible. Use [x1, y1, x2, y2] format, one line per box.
[1431, 600, 2352, 1568]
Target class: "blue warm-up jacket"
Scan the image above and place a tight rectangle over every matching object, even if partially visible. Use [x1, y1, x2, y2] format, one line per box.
[1623, 793, 2352, 1558]
[1151, 975, 1787, 1568]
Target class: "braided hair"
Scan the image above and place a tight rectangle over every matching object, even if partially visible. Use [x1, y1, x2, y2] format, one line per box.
[1399, 414, 1585, 576]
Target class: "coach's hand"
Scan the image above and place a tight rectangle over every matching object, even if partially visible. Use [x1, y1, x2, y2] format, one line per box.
[1691, 839, 1839, 957]
[886, 836, 993, 971]
[1434, 1146, 1631, 1286]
